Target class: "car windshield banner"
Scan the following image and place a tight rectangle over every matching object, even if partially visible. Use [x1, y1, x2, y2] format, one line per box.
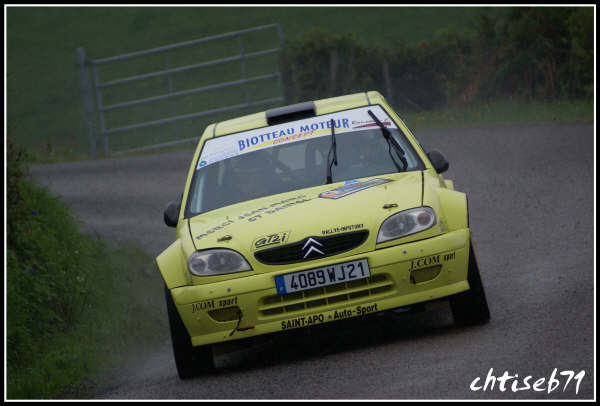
[197, 105, 398, 169]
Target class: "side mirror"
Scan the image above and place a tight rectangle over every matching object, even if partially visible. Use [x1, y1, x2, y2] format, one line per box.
[164, 200, 181, 228]
[427, 150, 449, 174]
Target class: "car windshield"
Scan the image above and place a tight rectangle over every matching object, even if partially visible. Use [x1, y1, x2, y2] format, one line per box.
[186, 106, 424, 216]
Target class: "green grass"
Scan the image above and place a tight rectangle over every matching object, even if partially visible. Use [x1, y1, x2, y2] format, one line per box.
[402, 98, 594, 131]
[6, 160, 168, 399]
[7, 5, 505, 160]
[7, 241, 168, 399]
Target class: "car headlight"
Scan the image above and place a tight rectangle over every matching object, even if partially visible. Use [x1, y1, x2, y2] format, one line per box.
[187, 249, 252, 276]
[377, 207, 437, 243]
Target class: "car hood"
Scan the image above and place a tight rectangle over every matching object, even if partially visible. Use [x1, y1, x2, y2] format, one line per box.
[187, 172, 423, 264]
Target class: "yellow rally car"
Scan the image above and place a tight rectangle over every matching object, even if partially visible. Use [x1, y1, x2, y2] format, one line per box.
[158, 91, 490, 379]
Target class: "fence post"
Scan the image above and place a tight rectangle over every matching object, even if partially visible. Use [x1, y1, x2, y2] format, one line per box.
[76, 47, 97, 156]
[329, 49, 339, 96]
[90, 63, 109, 154]
[382, 58, 393, 107]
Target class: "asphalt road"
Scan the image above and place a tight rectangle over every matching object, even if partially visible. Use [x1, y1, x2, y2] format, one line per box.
[30, 123, 595, 400]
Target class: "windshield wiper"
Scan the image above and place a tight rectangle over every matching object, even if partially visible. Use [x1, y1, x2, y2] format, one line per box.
[326, 118, 338, 184]
[367, 110, 408, 172]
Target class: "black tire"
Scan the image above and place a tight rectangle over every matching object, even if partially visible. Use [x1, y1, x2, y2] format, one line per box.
[449, 239, 491, 326]
[164, 286, 214, 379]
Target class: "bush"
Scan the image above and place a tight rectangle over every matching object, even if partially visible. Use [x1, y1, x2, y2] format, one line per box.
[566, 8, 594, 98]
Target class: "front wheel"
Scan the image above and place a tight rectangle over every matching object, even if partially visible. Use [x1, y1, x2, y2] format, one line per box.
[165, 286, 214, 379]
[449, 239, 491, 325]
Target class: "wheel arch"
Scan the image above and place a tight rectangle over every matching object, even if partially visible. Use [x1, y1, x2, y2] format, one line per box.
[156, 239, 191, 289]
[436, 188, 468, 232]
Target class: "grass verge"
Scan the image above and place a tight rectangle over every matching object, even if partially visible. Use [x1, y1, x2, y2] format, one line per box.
[402, 97, 594, 131]
[6, 139, 168, 399]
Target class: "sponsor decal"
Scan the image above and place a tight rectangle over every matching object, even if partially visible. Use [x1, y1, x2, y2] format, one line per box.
[344, 179, 360, 185]
[192, 296, 239, 313]
[319, 178, 392, 200]
[332, 304, 379, 320]
[245, 195, 313, 222]
[443, 251, 456, 262]
[280, 302, 380, 330]
[236, 119, 350, 153]
[321, 223, 364, 235]
[409, 251, 456, 270]
[195, 219, 235, 240]
[351, 119, 392, 129]
[281, 314, 325, 330]
[197, 106, 397, 170]
[252, 231, 291, 251]
[196, 195, 312, 240]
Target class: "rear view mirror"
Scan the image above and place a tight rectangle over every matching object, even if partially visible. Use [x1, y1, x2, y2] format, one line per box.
[164, 200, 181, 228]
[427, 150, 449, 174]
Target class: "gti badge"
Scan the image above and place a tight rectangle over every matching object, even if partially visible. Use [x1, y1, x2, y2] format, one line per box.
[302, 237, 324, 258]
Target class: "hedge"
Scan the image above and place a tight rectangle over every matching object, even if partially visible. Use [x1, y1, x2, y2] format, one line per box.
[280, 7, 593, 111]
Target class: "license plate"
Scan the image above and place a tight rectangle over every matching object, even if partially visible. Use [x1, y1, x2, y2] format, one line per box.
[274, 258, 370, 295]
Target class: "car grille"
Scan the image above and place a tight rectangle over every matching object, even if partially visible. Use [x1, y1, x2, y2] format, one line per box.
[254, 230, 369, 265]
[258, 273, 395, 318]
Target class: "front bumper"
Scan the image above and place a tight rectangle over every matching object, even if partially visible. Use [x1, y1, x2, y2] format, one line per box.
[171, 228, 471, 346]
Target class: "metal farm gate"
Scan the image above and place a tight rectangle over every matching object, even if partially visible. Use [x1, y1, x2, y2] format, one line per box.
[77, 24, 284, 155]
